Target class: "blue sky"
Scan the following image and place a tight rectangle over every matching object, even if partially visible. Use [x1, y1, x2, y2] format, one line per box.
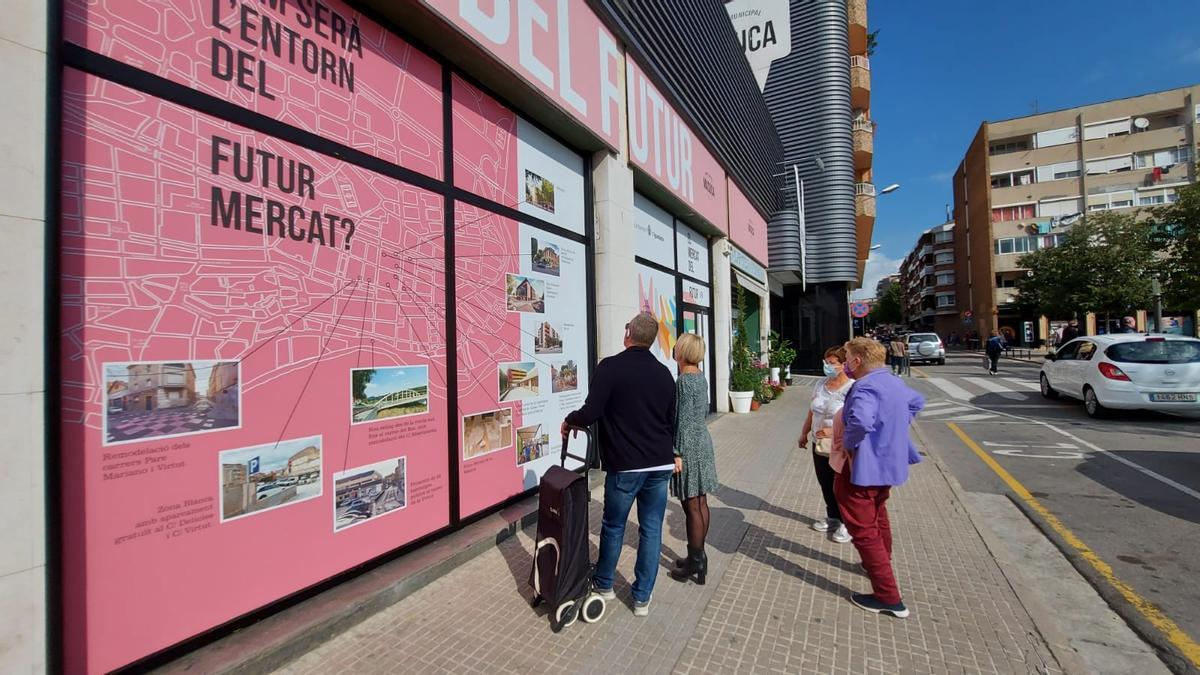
[853, 0, 1199, 298]
[362, 366, 428, 397]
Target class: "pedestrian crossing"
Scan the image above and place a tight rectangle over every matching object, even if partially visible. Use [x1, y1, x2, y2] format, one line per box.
[916, 375, 1043, 424]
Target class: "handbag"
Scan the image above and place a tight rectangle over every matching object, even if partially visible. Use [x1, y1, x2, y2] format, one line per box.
[810, 433, 833, 456]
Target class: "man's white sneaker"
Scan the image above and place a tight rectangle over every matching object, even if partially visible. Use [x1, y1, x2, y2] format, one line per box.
[810, 517, 833, 532]
[633, 597, 651, 617]
[831, 524, 852, 543]
[593, 587, 616, 601]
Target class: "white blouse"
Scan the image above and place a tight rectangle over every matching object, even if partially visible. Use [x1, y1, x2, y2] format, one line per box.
[810, 377, 853, 431]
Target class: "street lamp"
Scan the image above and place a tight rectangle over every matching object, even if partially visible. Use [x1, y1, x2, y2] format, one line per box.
[775, 157, 826, 292]
[869, 244, 882, 251]
[880, 183, 901, 194]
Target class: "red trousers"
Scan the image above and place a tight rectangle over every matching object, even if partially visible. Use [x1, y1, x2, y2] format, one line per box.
[833, 467, 901, 604]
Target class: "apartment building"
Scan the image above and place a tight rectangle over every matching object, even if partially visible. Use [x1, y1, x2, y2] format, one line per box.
[875, 273, 900, 300]
[900, 221, 957, 336]
[952, 85, 1199, 343]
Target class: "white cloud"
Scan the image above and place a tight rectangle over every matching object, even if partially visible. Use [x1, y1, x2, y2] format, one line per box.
[850, 250, 901, 301]
[926, 169, 954, 183]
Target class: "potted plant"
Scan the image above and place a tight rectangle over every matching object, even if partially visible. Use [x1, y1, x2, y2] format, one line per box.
[768, 331, 797, 385]
[729, 286, 760, 413]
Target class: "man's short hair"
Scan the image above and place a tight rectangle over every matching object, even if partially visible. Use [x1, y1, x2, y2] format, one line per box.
[844, 337, 887, 368]
[627, 312, 659, 348]
[1123, 316, 1136, 325]
[823, 346, 847, 363]
[675, 333, 706, 365]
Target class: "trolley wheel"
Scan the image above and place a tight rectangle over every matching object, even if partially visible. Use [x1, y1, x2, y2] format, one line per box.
[552, 600, 578, 632]
[580, 594, 606, 623]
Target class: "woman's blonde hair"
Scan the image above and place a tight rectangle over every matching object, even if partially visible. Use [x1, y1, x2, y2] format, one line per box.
[674, 333, 706, 366]
[844, 337, 887, 368]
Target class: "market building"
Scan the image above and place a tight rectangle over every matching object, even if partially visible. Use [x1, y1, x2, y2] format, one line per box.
[1, 1, 782, 671]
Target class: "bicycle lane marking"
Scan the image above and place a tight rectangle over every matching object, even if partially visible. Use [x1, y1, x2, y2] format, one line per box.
[946, 421, 1200, 669]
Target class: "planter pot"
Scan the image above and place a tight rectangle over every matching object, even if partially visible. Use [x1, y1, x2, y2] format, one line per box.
[750, 399, 761, 411]
[769, 367, 781, 384]
[729, 390, 754, 414]
[784, 366, 791, 382]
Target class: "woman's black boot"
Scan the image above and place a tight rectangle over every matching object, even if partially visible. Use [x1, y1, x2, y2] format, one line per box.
[671, 547, 707, 585]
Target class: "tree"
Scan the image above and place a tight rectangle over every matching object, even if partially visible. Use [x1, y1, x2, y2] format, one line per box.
[869, 282, 903, 325]
[866, 29, 880, 57]
[352, 369, 374, 401]
[1146, 175, 1200, 310]
[1015, 212, 1159, 320]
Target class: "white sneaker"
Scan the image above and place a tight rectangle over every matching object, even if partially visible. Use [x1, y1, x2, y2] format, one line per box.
[831, 524, 852, 543]
[593, 587, 616, 601]
[633, 596, 651, 617]
[810, 517, 833, 532]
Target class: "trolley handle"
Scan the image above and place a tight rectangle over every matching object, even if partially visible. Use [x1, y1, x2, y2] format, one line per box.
[560, 424, 594, 468]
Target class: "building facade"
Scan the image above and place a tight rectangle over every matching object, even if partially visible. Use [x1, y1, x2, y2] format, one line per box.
[900, 221, 957, 337]
[729, 0, 875, 372]
[1, 1, 784, 671]
[951, 85, 1199, 344]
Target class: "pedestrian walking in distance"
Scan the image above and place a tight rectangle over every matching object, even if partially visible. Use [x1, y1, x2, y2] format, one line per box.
[563, 312, 676, 617]
[669, 333, 717, 585]
[1061, 318, 1080, 343]
[889, 335, 908, 376]
[799, 346, 854, 543]
[985, 330, 1006, 375]
[1120, 316, 1138, 333]
[837, 337, 925, 618]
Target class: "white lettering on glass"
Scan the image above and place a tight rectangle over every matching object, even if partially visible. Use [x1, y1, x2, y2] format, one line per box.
[556, 0, 587, 115]
[459, 0, 510, 44]
[598, 31, 621, 136]
[517, 0, 554, 88]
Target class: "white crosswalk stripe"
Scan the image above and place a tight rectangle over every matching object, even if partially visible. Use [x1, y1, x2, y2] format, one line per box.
[923, 401, 957, 409]
[920, 405, 972, 418]
[925, 377, 974, 401]
[946, 413, 997, 422]
[962, 377, 1028, 400]
[998, 377, 1040, 392]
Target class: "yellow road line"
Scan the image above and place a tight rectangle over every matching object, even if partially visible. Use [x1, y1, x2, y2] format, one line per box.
[910, 366, 928, 379]
[947, 422, 1200, 668]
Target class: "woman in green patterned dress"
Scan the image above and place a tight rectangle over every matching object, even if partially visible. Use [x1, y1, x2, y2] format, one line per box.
[669, 333, 717, 585]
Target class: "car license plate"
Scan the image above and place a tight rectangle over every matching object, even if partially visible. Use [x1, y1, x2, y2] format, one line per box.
[1149, 393, 1197, 402]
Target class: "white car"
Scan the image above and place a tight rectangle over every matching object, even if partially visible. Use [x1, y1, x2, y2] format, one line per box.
[1039, 334, 1200, 418]
[906, 333, 946, 365]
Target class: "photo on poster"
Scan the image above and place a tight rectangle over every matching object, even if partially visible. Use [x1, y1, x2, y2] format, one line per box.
[333, 456, 407, 532]
[516, 424, 551, 466]
[463, 408, 514, 460]
[499, 361, 539, 401]
[533, 320, 564, 354]
[350, 365, 429, 425]
[220, 436, 322, 522]
[103, 360, 241, 445]
[506, 274, 545, 313]
[550, 359, 579, 393]
[524, 169, 556, 214]
[530, 237, 561, 276]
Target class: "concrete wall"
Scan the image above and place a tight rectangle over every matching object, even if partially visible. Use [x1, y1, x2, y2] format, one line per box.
[0, 0, 48, 672]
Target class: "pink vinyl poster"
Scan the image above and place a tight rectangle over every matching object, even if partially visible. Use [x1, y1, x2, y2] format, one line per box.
[452, 75, 518, 205]
[419, 0, 623, 149]
[60, 70, 450, 673]
[728, 178, 770, 266]
[626, 58, 728, 232]
[454, 205, 589, 517]
[64, 0, 444, 179]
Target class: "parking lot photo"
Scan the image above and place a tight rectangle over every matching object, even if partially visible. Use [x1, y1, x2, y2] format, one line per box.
[551, 359, 578, 393]
[333, 457, 407, 532]
[351, 366, 429, 424]
[506, 274, 545, 313]
[104, 360, 240, 445]
[524, 169, 556, 214]
[530, 237, 560, 276]
[516, 424, 551, 465]
[220, 436, 322, 522]
[462, 408, 513, 460]
[499, 361, 539, 401]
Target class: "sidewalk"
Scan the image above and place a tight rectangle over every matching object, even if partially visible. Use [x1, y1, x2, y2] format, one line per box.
[277, 381, 1064, 674]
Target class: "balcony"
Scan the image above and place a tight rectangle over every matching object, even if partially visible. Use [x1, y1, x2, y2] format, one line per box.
[851, 56, 871, 110]
[848, 0, 868, 55]
[995, 287, 1020, 307]
[855, 182, 876, 225]
[853, 118, 874, 170]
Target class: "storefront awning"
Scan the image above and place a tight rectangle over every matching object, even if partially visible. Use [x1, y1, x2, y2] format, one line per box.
[734, 269, 769, 299]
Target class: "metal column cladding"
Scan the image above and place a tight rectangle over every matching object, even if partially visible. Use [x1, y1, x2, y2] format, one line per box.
[763, 0, 856, 282]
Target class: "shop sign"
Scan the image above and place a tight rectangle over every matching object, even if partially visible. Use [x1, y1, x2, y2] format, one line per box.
[675, 221, 710, 283]
[626, 58, 728, 231]
[633, 194, 676, 269]
[725, 0, 793, 91]
[683, 279, 712, 308]
[730, 245, 767, 285]
[420, 0, 623, 149]
[728, 179, 770, 267]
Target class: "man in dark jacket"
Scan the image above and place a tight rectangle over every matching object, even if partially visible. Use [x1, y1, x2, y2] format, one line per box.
[563, 312, 676, 617]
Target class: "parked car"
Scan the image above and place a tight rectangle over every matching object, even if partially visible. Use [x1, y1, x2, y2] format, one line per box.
[907, 333, 946, 365]
[1040, 334, 1200, 418]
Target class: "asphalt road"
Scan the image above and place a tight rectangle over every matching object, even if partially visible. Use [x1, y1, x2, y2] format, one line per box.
[906, 352, 1200, 670]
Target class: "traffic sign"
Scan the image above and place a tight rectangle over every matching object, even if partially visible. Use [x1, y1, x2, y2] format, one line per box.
[850, 302, 871, 318]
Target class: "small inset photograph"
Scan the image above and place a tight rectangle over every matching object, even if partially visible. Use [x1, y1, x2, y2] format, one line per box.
[524, 169, 556, 214]
[351, 365, 429, 425]
[551, 359, 579, 393]
[506, 274, 545, 313]
[220, 436, 322, 522]
[530, 237, 561, 276]
[516, 424, 551, 465]
[333, 456, 407, 532]
[533, 321, 563, 355]
[499, 361, 539, 401]
[104, 360, 240, 445]
[463, 408, 514, 460]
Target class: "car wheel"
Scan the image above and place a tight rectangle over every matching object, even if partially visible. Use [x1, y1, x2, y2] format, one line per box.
[1083, 387, 1110, 419]
[1039, 373, 1059, 399]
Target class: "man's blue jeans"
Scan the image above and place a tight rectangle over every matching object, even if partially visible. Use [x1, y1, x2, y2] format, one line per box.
[593, 470, 672, 603]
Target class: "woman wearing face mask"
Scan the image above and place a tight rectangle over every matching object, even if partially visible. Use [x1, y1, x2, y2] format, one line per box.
[798, 346, 855, 543]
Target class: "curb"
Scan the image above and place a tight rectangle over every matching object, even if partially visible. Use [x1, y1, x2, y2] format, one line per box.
[910, 423, 1090, 675]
